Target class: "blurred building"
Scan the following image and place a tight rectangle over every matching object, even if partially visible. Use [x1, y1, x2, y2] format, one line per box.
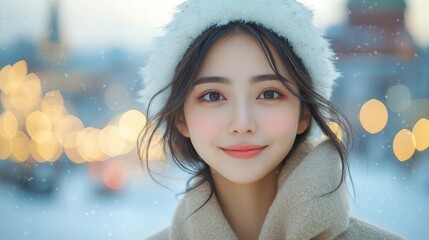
[327, 0, 429, 163]
[0, 0, 146, 194]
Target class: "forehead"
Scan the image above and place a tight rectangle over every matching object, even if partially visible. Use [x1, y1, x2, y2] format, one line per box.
[198, 33, 289, 78]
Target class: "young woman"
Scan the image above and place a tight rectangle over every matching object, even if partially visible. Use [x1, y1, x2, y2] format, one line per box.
[138, 0, 404, 239]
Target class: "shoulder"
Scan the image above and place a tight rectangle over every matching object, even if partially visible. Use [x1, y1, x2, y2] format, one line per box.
[145, 227, 170, 240]
[336, 217, 405, 240]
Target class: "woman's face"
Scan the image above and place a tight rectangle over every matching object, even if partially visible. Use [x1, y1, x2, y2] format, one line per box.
[177, 33, 310, 184]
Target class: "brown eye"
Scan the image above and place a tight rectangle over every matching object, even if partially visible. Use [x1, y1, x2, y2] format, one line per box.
[199, 91, 225, 102]
[258, 90, 282, 100]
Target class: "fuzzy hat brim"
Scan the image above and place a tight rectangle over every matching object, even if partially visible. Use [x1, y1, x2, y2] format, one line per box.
[139, 0, 340, 117]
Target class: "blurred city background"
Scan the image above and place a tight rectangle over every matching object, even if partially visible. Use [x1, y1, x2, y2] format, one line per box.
[0, 0, 428, 239]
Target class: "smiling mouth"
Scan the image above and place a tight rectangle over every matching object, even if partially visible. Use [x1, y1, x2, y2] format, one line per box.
[221, 146, 266, 159]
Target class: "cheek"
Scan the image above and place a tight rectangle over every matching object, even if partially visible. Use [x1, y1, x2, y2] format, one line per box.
[186, 108, 223, 139]
[261, 107, 300, 137]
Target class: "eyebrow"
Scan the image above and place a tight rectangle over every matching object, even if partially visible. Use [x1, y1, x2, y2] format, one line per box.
[194, 74, 286, 86]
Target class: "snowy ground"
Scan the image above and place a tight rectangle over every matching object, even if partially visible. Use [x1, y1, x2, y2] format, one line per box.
[0, 164, 182, 240]
[0, 156, 428, 240]
[347, 157, 429, 240]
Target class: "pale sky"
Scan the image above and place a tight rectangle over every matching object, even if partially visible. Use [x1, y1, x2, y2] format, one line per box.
[0, 0, 427, 52]
[0, 0, 183, 52]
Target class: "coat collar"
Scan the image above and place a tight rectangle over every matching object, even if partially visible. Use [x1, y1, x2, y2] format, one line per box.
[168, 140, 349, 239]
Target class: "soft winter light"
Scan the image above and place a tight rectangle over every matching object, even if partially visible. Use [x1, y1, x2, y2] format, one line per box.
[0, 111, 18, 139]
[19, 73, 43, 113]
[41, 91, 67, 125]
[359, 99, 388, 134]
[1, 61, 27, 95]
[0, 60, 149, 163]
[0, 135, 11, 159]
[30, 135, 62, 162]
[412, 118, 429, 152]
[98, 125, 128, 157]
[0, 61, 41, 118]
[25, 111, 53, 144]
[64, 131, 86, 164]
[10, 131, 30, 162]
[393, 129, 416, 161]
[54, 115, 84, 146]
[118, 110, 147, 142]
[385, 85, 411, 113]
[81, 128, 106, 162]
[102, 162, 127, 191]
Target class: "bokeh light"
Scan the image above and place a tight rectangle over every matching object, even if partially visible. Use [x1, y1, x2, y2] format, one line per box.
[81, 128, 106, 162]
[41, 91, 67, 126]
[1, 61, 153, 164]
[54, 115, 84, 146]
[1, 61, 27, 95]
[1, 90, 15, 112]
[18, 73, 43, 113]
[118, 109, 146, 142]
[393, 129, 416, 161]
[75, 128, 94, 162]
[0, 65, 12, 91]
[5, 74, 41, 115]
[386, 85, 411, 113]
[26, 111, 53, 144]
[37, 135, 62, 162]
[327, 121, 343, 141]
[412, 118, 429, 151]
[0, 134, 11, 159]
[10, 130, 31, 162]
[359, 99, 389, 134]
[1, 63, 43, 126]
[102, 162, 127, 191]
[0, 111, 18, 139]
[98, 125, 127, 157]
[30, 135, 62, 163]
[30, 139, 45, 163]
[64, 131, 86, 164]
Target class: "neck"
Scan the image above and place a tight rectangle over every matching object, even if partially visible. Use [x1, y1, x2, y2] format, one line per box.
[212, 167, 279, 240]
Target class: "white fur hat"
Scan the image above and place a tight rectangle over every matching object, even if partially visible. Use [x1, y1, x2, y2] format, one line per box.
[139, 0, 339, 116]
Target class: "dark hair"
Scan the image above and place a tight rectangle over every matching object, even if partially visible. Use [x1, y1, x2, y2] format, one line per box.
[138, 22, 353, 210]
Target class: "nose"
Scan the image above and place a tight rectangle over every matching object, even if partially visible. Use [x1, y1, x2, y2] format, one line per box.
[228, 102, 256, 135]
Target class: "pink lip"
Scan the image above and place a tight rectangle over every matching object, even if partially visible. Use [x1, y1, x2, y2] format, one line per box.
[221, 144, 266, 159]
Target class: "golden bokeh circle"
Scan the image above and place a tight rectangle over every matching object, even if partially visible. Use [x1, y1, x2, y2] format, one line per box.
[393, 129, 416, 162]
[359, 99, 388, 134]
[412, 118, 429, 151]
[10, 131, 31, 162]
[26, 111, 53, 144]
[118, 110, 146, 142]
[0, 111, 18, 139]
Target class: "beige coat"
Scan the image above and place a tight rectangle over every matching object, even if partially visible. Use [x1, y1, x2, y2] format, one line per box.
[147, 140, 405, 240]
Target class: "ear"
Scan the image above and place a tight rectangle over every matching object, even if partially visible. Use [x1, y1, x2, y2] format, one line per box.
[176, 117, 190, 138]
[297, 105, 311, 134]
